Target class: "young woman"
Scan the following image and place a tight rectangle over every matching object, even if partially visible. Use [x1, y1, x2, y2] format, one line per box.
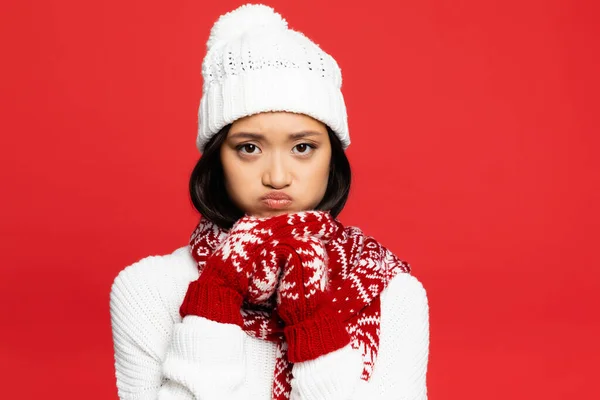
[110, 4, 430, 400]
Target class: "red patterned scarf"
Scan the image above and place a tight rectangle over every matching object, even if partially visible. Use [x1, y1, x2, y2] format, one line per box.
[188, 212, 411, 399]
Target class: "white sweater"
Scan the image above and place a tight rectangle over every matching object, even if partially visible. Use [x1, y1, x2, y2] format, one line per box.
[109, 245, 430, 400]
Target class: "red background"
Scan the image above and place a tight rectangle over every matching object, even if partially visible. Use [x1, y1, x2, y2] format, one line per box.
[1, 0, 598, 398]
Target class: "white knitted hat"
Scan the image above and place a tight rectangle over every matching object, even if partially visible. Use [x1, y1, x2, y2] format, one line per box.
[196, 3, 350, 153]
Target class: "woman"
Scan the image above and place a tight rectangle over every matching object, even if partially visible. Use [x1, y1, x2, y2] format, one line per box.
[110, 4, 430, 400]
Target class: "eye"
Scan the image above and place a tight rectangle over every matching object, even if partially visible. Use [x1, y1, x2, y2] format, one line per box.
[293, 143, 317, 155]
[237, 143, 261, 155]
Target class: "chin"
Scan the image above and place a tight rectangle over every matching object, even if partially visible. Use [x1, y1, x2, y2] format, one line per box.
[248, 208, 299, 219]
[261, 210, 290, 217]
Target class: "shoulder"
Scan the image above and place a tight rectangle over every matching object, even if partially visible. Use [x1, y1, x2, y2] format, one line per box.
[378, 272, 429, 358]
[380, 272, 428, 311]
[375, 242, 429, 335]
[371, 272, 430, 397]
[109, 245, 199, 328]
[111, 245, 197, 289]
[379, 268, 429, 333]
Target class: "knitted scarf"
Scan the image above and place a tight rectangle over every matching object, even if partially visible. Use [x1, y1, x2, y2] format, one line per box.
[188, 213, 411, 400]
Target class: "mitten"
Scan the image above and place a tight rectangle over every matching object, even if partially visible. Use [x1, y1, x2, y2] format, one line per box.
[274, 234, 351, 363]
[179, 213, 303, 326]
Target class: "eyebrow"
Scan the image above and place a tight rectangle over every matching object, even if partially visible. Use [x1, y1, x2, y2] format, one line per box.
[228, 131, 323, 141]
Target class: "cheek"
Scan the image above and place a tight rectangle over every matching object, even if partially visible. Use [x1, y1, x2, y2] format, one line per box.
[224, 165, 245, 188]
[222, 160, 256, 199]
[221, 155, 240, 189]
[302, 157, 330, 188]
[222, 153, 244, 180]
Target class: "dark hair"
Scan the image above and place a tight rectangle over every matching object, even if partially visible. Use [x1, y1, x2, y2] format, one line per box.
[189, 123, 352, 230]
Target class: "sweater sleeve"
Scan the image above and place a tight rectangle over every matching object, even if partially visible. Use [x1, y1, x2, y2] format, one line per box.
[289, 342, 364, 400]
[109, 254, 248, 400]
[367, 273, 430, 400]
[159, 316, 247, 400]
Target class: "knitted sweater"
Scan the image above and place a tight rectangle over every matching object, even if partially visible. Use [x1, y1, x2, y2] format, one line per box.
[109, 245, 430, 400]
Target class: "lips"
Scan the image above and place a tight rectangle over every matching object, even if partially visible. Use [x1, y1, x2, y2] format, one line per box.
[261, 192, 293, 209]
[262, 192, 292, 201]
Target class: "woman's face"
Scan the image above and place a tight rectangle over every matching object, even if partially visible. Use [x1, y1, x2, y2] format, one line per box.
[221, 111, 332, 218]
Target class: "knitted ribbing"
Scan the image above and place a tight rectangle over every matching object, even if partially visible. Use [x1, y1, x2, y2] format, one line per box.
[273, 235, 351, 363]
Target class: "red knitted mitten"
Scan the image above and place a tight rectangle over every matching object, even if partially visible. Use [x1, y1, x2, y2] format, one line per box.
[179, 213, 303, 326]
[274, 234, 351, 363]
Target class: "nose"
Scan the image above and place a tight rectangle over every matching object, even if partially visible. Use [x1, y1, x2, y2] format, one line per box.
[261, 151, 291, 189]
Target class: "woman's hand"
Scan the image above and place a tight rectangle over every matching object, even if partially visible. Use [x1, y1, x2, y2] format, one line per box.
[273, 233, 351, 363]
[179, 213, 303, 326]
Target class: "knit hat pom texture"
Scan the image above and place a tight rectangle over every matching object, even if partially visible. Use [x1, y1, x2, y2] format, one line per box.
[207, 4, 288, 50]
